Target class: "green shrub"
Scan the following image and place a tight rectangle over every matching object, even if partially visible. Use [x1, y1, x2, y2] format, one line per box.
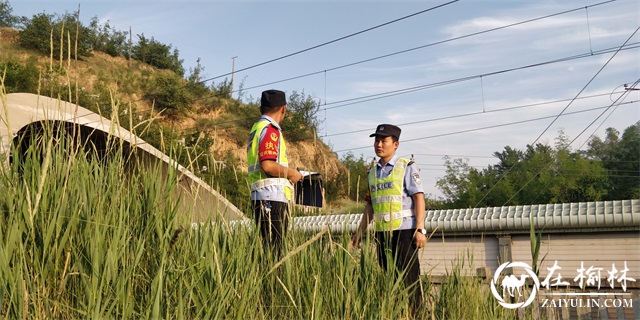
[145, 74, 192, 117]
[0, 58, 39, 93]
[87, 16, 128, 57]
[185, 62, 210, 97]
[212, 79, 232, 98]
[280, 90, 321, 142]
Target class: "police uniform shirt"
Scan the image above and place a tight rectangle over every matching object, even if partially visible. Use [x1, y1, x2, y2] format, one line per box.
[250, 115, 288, 203]
[373, 155, 425, 230]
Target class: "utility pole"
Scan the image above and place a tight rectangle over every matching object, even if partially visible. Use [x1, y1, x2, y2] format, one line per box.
[128, 26, 132, 65]
[231, 56, 238, 99]
[196, 57, 201, 82]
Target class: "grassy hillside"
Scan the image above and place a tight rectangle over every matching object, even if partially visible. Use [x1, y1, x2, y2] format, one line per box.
[0, 27, 348, 212]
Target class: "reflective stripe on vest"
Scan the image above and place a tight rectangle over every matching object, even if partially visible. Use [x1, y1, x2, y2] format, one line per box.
[373, 210, 413, 222]
[247, 119, 292, 201]
[250, 178, 294, 192]
[368, 158, 411, 231]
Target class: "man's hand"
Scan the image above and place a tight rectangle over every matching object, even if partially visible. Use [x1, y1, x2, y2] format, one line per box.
[414, 232, 427, 248]
[261, 160, 303, 184]
[288, 168, 303, 185]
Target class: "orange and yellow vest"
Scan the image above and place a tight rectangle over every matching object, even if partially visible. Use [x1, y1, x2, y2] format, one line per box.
[247, 118, 292, 201]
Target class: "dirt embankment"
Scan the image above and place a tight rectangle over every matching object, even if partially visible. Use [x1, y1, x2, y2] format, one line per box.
[1, 27, 346, 181]
[0, 28, 19, 44]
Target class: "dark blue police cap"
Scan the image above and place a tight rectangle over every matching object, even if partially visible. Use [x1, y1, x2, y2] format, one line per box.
[369, 124, 401, 140]
[261, 90, 286, 108]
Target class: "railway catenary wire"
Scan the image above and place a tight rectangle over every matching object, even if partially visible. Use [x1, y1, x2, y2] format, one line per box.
[194, 0, 461, 86]
[55, 1, 460, 116]
[471, 25, 640, 208]
[64, 0, 622, 122]
[134, 42, 638, 137]
[501, 80, 639, 206]
[236, 0, 617, 94]
[13, 2, 636, 191]
[330, 101, 638, 153]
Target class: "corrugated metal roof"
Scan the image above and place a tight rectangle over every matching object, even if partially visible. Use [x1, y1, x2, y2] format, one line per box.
[288, 199, 640, 234]
[424, 199, 639, 233]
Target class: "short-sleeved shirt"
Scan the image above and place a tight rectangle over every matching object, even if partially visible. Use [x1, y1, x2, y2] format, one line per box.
[258, 122, 280, 162]
[368, 155, 425, 230]
[250, 115, 288, 203]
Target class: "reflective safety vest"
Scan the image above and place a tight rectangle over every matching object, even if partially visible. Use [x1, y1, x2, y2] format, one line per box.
[247, 119, 293, 201]
[368, 158, 413, 231]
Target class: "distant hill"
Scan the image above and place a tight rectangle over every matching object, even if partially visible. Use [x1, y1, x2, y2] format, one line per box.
[0, 27, 347, 209]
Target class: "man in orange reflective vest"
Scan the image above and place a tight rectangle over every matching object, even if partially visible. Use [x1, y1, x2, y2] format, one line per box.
[247, 90, 302, 258]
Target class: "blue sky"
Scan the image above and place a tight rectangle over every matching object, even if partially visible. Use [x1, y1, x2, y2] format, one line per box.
[9, 0, 640, 199]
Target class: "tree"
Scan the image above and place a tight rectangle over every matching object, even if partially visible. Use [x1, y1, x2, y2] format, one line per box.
[0, 0, 18, 27]
[87, 17, 128, 57]
[340, 152, 371, 201]
[17, 13, 52, 54]
[436, 130, 610, 208]
[492, 146, 523, 174]
[279, 91, 321, 142]
[587, 123, 640, 200]
[19, 12, 92, 59]
[186, 59, 210, 97]
[132, 34, 184, 76]
[436, 157, 480, 208]
[548, 146, 608, 203]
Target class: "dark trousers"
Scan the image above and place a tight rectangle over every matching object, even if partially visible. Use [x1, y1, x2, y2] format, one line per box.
[375, 229, 423, 311]
[252, 200, 289, 258]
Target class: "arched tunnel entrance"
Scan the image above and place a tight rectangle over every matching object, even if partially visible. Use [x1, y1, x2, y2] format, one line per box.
[10, 120, 134, 173]
[3, 93, 246, 222]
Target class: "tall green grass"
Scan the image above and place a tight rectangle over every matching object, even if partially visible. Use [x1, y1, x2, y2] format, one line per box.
[0, 27, 534, 318]
[430, 253, 517, 320]
[0, 136, 522, 319]
[0, 104, 527, 320]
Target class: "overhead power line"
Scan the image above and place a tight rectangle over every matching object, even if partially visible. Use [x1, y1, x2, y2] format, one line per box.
[238, 0, 617, 93]
[205, 91, 620, 132]
[196, 0, 460, 85]
[331, 101, 638, 153]
[529, 29, 640, 148]
[194, 44, 637, 134]
[479, 25, 640, 207]
[324, 91, 624, 138]
[87, 1, 460, 111]
[400, 153, 495, 159]
[60, 42, 638, 140]
[570, 79, 640, 151]
[76, 0, 624, 127]
[499, 79, 639, 206]
[319, 43, 639, 111]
